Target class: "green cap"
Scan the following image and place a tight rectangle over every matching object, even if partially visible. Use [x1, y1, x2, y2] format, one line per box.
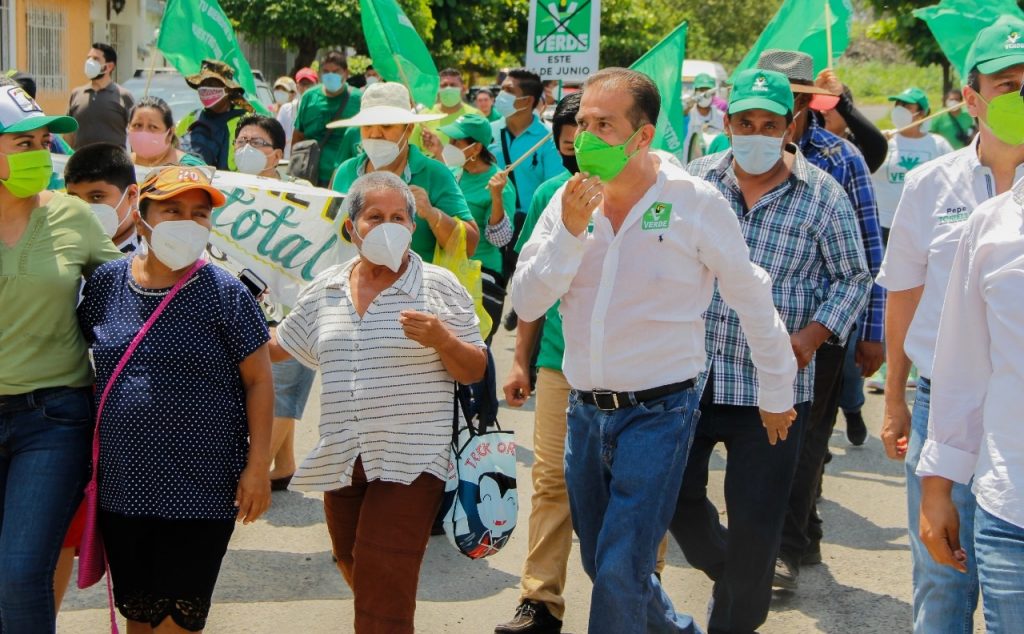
[693, 73, 716, 90]
[0, 84, 77, 134]
[728, 69, 793, 117]
[964, 15, 1024, 76]
[438, 113, 492, 146]
[888, 87, 930, 112]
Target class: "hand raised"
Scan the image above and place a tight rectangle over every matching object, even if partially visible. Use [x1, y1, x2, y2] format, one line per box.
[560, 172, 602, 237]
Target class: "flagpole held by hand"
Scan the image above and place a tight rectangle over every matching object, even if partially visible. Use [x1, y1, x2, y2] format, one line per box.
[502, 131, 555, 174]
[824, 0, 834, 69]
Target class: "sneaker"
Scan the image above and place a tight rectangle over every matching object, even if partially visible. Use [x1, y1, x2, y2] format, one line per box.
[495, 601, 563, 634]
[773, 555, 799, 590]
[866, 363, 886, 393]
[801, 543, 822, 566]
[845, 409, 868, 446]
[503, 310, 519, 332]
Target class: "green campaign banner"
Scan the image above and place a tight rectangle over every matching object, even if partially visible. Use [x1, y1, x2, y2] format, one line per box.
[361, 0, 439, 109]
[157, 0, 269, 114]
[915, 0, 1024, 78]
[630, 22, 688, 160]
[732, 0, 853, 79]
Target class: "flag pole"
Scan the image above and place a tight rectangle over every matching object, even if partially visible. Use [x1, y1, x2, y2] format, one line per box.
[503, 131, 554, 173]
[824, 0, 834, 69]
[144, 30, 160, 98]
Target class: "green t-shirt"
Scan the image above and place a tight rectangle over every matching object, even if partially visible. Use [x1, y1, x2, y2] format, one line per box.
[330, 145, 473, 263]
[485, 109, 502, 123]
[706, 133, 731, 155]
[410, 102, 484, 151]
[294, 85, 363, 186]
[179, 152, 207, 166]
[929, 110, 976, 150]
[515, 170, 570, 372]
[0, 192, 123, 394]
[455, 163, 516, 274]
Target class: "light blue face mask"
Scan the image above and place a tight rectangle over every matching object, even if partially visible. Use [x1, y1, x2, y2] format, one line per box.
[731, 134, 785, 175]
[321, 72, 344, 93]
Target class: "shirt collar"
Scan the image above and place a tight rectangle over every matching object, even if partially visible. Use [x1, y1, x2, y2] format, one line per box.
[496, 113, 547, 138]
[328, 250, 423, 299]
[85, 81, 116, 94]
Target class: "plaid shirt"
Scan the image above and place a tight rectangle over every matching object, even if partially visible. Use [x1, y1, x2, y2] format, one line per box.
[800, 115, 886, 343]
[689, 149, 872, 406]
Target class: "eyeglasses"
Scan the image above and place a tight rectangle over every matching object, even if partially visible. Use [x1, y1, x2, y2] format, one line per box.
[234, 136, 274, 149]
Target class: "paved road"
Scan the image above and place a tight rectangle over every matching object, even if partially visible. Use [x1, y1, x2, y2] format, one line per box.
[59, 326, 983, 633]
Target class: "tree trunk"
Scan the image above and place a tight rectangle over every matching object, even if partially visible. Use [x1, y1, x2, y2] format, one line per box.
[941, 59, 952, 98]
[291, 40, 319, 76]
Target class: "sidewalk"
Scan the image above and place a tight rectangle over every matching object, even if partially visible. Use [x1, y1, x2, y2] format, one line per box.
[58, 327, 981, 633]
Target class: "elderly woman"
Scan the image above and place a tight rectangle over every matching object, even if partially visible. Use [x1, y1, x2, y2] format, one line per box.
[0, 77, 122, 631]
[77, 165, 273, 633]
[270, 171, 486, 633]
[329, 82, 480, 262]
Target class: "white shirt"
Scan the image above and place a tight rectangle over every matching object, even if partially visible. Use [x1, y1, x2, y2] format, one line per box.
[509, 158, 797, 413]
[871, 132, 954, 228]
[877, 137, 1024, 377]
[277, 99, 298, 159]
[687, 105, 726, 137]
[276, 253, 485, 490]
[917, 184, 1024, 529]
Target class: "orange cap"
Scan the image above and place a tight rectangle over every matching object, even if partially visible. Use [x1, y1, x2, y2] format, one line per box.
[139, 165, 226, 207]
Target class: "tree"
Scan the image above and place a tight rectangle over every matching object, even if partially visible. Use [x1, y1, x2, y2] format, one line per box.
[862, 0, 953, 94]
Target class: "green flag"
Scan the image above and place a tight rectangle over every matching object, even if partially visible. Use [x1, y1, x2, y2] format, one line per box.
[361, 0, 439, 108]
[914, 0, 1024, 78]
[157, 0, 269, 114]
[630, 22, 688, 159]
[732, 0, 853, 80]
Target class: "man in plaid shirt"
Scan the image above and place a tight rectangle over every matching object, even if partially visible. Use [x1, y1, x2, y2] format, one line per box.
[669, 69, 871, 633]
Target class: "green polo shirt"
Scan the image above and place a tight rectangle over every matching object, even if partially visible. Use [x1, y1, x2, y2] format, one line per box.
[330, 145, 473, 262]
[515, 170, 570, 372]
[294, 85, 362, 185]
[929, 110, 976, 150]
[455, 163, 516, 274]
[410, 102, 484, 150]
[0, 193, 123, 394]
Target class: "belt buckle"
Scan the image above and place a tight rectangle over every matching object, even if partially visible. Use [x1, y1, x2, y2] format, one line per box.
[591, 389, 619, 411]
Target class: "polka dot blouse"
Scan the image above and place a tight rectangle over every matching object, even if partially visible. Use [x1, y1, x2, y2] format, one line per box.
[78, 257, 270, 520]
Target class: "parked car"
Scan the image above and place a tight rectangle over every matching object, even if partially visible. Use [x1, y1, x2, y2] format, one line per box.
[681, 59, 729, 102]
[122, 68, 274, 125]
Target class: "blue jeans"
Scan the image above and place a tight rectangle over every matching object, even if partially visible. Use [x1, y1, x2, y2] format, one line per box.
[0, 387, 92, 633]
[565, 387, 702, 634]
[906, 377, 979, 634]
[838, 329, 865, 413]
[975, 506, 1024, 633]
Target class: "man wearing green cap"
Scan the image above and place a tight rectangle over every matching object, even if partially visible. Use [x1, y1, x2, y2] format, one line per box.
[684, 73, 726, 162]
[878, 14, 1024, 633]
[671, 68, 871, 633]
[873, 88, 954, 235]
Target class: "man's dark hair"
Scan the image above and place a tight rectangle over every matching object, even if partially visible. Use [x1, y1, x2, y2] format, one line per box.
[321, 50, 348, 71]
[439, 68, 463, 83]
[64, 143, 136, 191]
[237, 114, 286, 151]
[507, 68, 543, 110]
[585, 68, 660, 130]
[91, 43, 117, 65]
[967, 68, 980, 92]
[552, 92, 582, 143]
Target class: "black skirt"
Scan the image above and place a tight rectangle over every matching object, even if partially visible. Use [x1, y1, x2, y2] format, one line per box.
[99, 510, 235, 632]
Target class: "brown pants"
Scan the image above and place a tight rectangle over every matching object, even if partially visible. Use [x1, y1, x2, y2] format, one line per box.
[324, 457, 445, 634]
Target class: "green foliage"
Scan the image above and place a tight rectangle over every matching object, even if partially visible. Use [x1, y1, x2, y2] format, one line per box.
[835, 59, 944, 106]
[428, 0, 528, 73]
[681, 0, 784, 67]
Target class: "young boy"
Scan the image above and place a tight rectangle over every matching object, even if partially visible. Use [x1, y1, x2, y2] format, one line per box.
[64, 143, 139, 252]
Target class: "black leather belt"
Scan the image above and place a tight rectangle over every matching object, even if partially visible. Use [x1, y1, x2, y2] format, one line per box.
[576, 380, 695, 412]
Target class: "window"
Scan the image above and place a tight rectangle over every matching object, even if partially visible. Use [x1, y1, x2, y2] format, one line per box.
[0, 0, 14, 71]
[27, 5, 66, 93]
[108, 23, 132, 84]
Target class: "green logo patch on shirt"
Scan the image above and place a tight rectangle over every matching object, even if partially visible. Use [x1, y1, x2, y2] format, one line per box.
[641, 202, 672, 231]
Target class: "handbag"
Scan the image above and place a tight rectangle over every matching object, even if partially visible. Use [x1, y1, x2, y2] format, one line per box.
[432, 219, 493, 339]
[288, 90, 350, 185]
[77, 260, 206, 630]
[439, 351, 517, 559]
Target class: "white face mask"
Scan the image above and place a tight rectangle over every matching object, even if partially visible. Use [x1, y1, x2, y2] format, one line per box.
[90, 188, 131, 238]
[731, 134, 785, 175]
[494, 91, 525, 118]
[696, 92, 714, 108]
[945, 99, 961, 110]
[352, 222, 412, 272]
[84, 58, 105, 79]
[362, 133, 408, 170]
[891, 105, 915, 130]
[274, 90, 291, 104]
[441, 142, 471, 168]
[141, 218, 210, 270]
[365, 76, 380, 86]
[234, 144, 270, 175]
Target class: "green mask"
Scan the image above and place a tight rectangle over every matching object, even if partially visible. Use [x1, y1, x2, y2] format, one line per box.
[439, 86, 463, 108]
[573, 127, 643, 182]
[980, 91, 1024, 146]
[0, 149, 52, 198]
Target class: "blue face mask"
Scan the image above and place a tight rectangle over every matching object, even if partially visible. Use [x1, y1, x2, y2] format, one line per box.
[321, 73, 344, 93]
[731, 134, 784, 175]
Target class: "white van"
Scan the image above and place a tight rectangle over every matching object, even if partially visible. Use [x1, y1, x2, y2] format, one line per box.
[681, 59, 729, 101]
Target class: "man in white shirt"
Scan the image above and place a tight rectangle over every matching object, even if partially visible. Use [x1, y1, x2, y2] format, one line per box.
[510, 67, 798, 634]
[876, 16, 1024, 633]
[918, 179, 1024, 633]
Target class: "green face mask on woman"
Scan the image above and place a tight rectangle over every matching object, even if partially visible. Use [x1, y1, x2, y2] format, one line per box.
[573, 127, 643, 182]
[0, 149, 52, 198]
[979, 91, 1024, 146]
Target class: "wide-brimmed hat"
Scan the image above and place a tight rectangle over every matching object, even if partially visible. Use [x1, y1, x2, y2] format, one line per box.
[327, 83, 444, 128]
[439, 114, 493, 145]
[185, 59, 241, 91]
[755, 50, 836, 95]
[139, 165, 226, 207]
[0, 84, 77, 134]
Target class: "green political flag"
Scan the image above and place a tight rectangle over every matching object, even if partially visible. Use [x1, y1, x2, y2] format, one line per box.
[914, 0, 1024, 78]
[157, 0, 269, 114]
[630, 22, 688, 160]
[732, 0, 853, 80]
[361, 0, 439, 108]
